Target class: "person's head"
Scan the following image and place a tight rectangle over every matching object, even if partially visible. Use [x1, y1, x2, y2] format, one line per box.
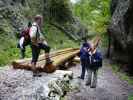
[34, 15, 43, 27]
[82, 42, 91, 50]
[83, 42, 89, 47]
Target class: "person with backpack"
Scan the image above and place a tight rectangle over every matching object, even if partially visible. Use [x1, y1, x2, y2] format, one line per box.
[17, 21, 32, 59]
[79, 40, 91, 80]
[86, 43, 102, 88]
[29, 15, 52, 77]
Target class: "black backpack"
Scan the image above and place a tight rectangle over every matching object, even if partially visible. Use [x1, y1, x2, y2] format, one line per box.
[90, 51, 102, 70]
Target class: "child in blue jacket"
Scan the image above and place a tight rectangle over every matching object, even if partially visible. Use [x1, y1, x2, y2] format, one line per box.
[79, 42, 91, 80]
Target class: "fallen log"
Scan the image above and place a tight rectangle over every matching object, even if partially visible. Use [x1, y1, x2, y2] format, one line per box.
[13, 48, 75, 65]
[12, 48, 80, 73]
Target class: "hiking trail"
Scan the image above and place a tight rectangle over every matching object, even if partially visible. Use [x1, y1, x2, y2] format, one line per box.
[66, 59, 133, 100]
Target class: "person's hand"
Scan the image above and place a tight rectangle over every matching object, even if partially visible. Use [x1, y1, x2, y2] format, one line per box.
[43, 40, 48, 45]
[83, 47, 87, 51]
[93, 59, 96, 62]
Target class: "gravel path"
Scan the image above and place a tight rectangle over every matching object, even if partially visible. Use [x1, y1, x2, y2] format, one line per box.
[0, 67, 73, 100]
[66, 59, 133, 100]
[0, 59, 133, 100]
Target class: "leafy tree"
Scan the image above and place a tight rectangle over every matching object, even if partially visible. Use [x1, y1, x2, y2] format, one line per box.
[73, 0, 111, 33]
[48, 0, 73, 23]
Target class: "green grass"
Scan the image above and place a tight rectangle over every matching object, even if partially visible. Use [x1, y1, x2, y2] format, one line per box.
[128, 94, 133, 100]
[111, 64, 133, 85]
[119, 73, 133, 85]
[109, 63, 133, 99]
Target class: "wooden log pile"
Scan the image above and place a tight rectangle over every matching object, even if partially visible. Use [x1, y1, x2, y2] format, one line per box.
[12, 48, 80, 73]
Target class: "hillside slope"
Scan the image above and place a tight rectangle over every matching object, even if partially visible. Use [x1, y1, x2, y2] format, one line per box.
[0, 0, 80, 65]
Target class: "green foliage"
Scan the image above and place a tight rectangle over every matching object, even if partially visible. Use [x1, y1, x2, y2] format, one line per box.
[23, 0, 44, 17]
[48, 0, 73, 23]
[0, 33, 18, 66]
[43, 24, 79, 50]
[128, 94, 133, 100]
[73, 0, 111, 33]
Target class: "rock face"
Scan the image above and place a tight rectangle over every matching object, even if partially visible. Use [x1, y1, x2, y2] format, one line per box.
[0, 0, 27, 34]
[0, 0, 44, 34]
[109, 0, 133, 65]
[0, 0, 86, 40]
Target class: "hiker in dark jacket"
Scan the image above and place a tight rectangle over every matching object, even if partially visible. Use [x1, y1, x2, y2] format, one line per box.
[17, 21, 32, 59]
[79, 42, 91, 80]
[29, 15, 52, 77]
[86, 43, 102, 88]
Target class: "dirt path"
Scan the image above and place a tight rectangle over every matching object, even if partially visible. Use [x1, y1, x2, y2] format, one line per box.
[66, 59, 133, 100]
[0, 59, 133, 100]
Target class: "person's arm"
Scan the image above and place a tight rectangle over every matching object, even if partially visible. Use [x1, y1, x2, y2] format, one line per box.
[19, 37, 25, 49]
[39, 32, 48, 44]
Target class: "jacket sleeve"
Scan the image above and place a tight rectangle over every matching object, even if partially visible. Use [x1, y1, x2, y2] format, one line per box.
[19, 37, 24, 49]
[92, 52, 103, 68]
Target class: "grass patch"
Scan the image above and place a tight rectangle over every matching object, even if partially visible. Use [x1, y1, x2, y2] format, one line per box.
[128, 94, 133, 100]
[110, 63, 133, 85]
[119, 73, 133, 85]
[109, 63, 133, 99]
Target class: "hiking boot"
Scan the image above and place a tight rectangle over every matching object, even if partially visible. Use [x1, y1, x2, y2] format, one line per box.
[45, 59, 53, 65]
[33, 71, 42, 77]
[90, 85, 96, 88]
[33, 72, 42, 77]
[85, 82, 91, 86]
[77, 76, 84, 80]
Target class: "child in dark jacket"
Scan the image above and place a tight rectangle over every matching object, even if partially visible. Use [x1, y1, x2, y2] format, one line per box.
[79, 42, 91, 80]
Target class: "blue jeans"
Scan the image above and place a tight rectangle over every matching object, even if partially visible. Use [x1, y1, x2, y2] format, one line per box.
[80, 59, 90, 79]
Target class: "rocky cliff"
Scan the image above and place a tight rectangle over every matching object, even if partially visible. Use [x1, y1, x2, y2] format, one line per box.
[0, 0, 44, 35]
[109, 0, 133, 67]
[0, 0, 86, 40]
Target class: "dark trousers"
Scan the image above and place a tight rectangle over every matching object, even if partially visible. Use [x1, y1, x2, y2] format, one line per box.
[31, 43, 50, 64]
[17, 41, 30, 59]
[20, 48, 25, 59]
[86, 68, 98, 87]
[80, 59, 90, 79]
